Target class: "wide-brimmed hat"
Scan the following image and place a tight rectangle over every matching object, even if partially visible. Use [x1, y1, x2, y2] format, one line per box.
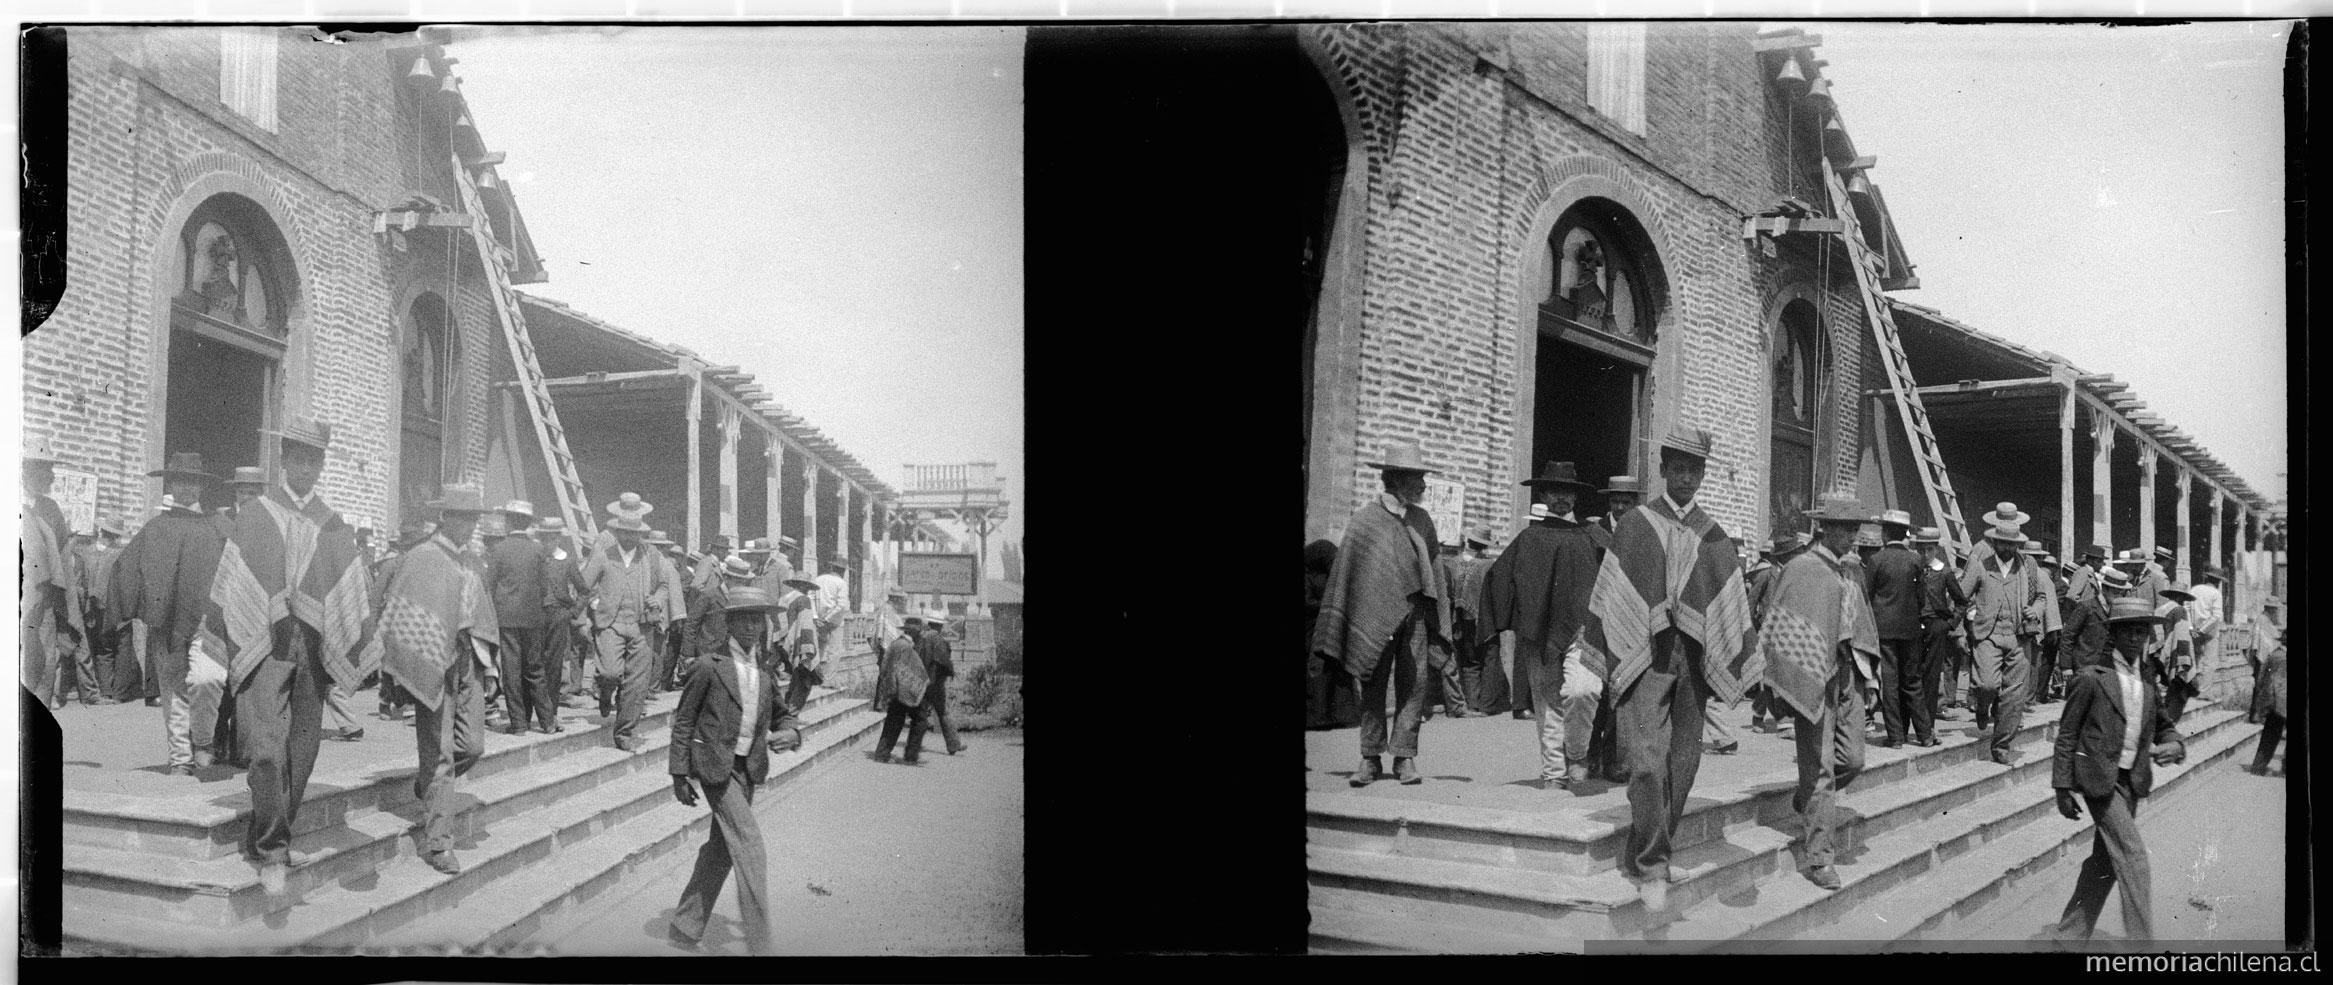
[2161, 580, 2196, 602]
[1979, 502, 2031, 527]
[533, 516, 568, 534]
[605, 492, 654, 518]
[97, 514, 128, 537]
[718, 555, 758, 580]
[1803, 491, 1866, 524]
[2099, 567, 2134, 591]
[147, 451, 217, 483]
[1464, 522, 1497, 547]
[606, 513, 650, 533]
[901, 612, 927, 625]
[2082, 544, 2111, 561]
[776, 535, 802, 550]
[501, 499, 536, 521]
[1981, 523, 2027, 544]
[2114, 549, 2146, 566]
[823, 559, 849, 574]
[886, 587, 911, 600]
[782, 577, 821, 593]
[2058, 559, 2077, 575]
[644, 529, 674, 546]
[23, 435, 63, 467]
[722, 585, 782, 614]
[1767, 531, 1812, 556]
[1364, 440, 1440, 475]
[2201, 565, 2225, 581]
[738, 537, 774, 555]
[1520, 460, 1595, 492]
[1877, 509, 1914, 529]
[925, 610, 950, 625]
[2020, 540, 2047, 555]
[262, 416, 334, 452]
[396, 518, 436, 548]
[2106, 595, 2169, 626]
[2153, 545, 2176, 562]
[1660, 427, 1715, 461]
[709, 533, 735, 550]
[1853, 526, 1883, 548]
[226, 466, 267, 487]
[1601, 475, 1645, 496]
[2043, 555, 2059, 568]
[1911, 526, 1944, 544]
[426, 482, 491, 514]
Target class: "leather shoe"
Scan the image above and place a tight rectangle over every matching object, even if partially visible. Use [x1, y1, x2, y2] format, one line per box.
[1806, 865, 1842, 891]
[192, 749, 215, 769]
[613, 736, 636, 752]
[167, 764, 195, 776]
[329, 728, 365, 742]
[423, 850, 462, 875]
[1566, 764, 1592, 787]
[1393, 757, 1423, 784]
[258, 862, 288, 896]
[1709, 741, 1739, 755]
[1637, 872, 1671, 911]
[1878, 738, 1904, 749]
[1912, 736, 1941, 747]
[665, 926, 700, 951]
[1350, 757, 1382, 787]
[144, 696, 162, 707]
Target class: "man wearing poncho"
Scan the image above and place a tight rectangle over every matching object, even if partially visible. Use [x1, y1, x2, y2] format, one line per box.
[1483, 461, 1609, 789]
[377, 483, 501, 876]
[1760, 491, 1882, 892]
[205, 417, 380, 895]
[1574, 429, 1755, 911]
[1311, 441, 1450, 788]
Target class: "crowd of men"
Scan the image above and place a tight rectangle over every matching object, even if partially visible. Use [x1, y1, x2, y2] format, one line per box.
[1309, 432, 2275, 943]
[23, 424, 970, 953]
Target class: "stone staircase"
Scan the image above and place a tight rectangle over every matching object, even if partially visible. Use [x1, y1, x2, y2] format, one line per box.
[1307, 702, 2260, 953]
[63, 685, 885, 955]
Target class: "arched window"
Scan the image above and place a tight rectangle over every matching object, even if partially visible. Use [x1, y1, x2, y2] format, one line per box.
[400, 292, 459, 519]
[1768, 298, 1828, 536]
[173, 198, 287, 339]
[1544, 202, 1655, 346]
[1529, 197, 1665, 515]
[163, 194, 291, 487]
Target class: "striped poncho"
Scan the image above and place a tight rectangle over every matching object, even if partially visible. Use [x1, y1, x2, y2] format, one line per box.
[1578, 497, 1756, 706]
[1759, 544, 1881, 721]
[207, 488, 378, 695]
[1311, 494, 1448, 683]
[377, 534, 500, 711]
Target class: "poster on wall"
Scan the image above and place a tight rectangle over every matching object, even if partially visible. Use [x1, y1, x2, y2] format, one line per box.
[50, 467, 99, 536]
[1423, 477, 1465, 547]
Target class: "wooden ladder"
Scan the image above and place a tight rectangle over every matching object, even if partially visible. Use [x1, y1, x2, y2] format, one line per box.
[1817, 161, 1973, 561]
[448, 151, 599, 550]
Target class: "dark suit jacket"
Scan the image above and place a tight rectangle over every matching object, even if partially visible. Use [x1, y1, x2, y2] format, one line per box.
[485, 535, 550, 628]
[1864, 544, 1925, 641]
[2053, 659, 2184, 800]
[921, 631, 954, 681]
[668, 643, 804, 787]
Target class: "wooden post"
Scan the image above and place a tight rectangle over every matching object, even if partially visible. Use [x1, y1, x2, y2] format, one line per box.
[2091, 409, 2115, 550]
[717, 405, 739, 545]
[685, 371, 703, 553]
[2058, 380, 2075, 561]
[803, 455, 822, 572]
[765, 439, 782, 545]
[2176, 470, 2193, 584]
[2210, 492, 2224, 580]
[2137, 449, 2157, 558]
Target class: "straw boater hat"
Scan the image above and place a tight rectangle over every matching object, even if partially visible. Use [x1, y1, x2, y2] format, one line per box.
[425, 482, 491, 514]
[2201, 565, 2225, 581]
[887, 587, 910, 601]
[1520, 461, 1595, 493]
[2153, 545, 2176, 563]
[721, 585, 782, 615]
[1803, 491, 1866, 524]
[2058, 558, 2078, 576]
[2098, 567, 2134, 592]
[782, 576, 821, 594]
[738, 537, 773, 555]
[1601, 476, 1645, 496]
[1853, 526, 1883, 549]
[1878, 509, 1914, 530]
[1911, 526, 1944, 544]
[605, 512, 650, 533]
[776, 535, 802, 551]
[1365, 440, 1441, 475]
[2020, 540, 2047, 556]
[645, 529, 674, 547]
[926, 609, 950, 626]
[1981, 522, 2026, 545]
[533, 516, 568, 535]
[477, 513, 510, 538]
[147, 451, 217, 484]
[823, 559, 849, 574]
[2106, 595, 2170, 627]
[1979, 502, 2031, 527]
[1464, 522, 1497, 547]
[1660, 427, 1715, 461]
[227, 466, 267, 488]
[262, 416, 334, 452]
[501, 499, 536, 525]
[717, 555, 758, 580]
[605, 492, 654, 518]
[2161, 580, 2197, 603]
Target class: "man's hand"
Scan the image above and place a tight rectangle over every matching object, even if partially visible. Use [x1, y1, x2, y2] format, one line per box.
[2055, 789, 2083, 820]
[672, 776, 698, 807]
[767, 728, 802, 754]
[2150, 741, 2185, 766]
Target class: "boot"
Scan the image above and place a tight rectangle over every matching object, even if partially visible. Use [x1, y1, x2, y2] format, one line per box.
[1393, 757, 1422, 785]
[1349, 756, 1382, 787]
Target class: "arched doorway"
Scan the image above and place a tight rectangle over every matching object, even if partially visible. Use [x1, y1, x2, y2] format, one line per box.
[400, 291, 459, 522]
[1768, 297, 1828, 537]
[162, 194, 289, 490]
[1530, 198, 1662, 504]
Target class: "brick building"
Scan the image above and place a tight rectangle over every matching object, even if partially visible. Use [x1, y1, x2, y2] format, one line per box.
[28, 27, 922, 588]
[1297, 22, 1917, 548]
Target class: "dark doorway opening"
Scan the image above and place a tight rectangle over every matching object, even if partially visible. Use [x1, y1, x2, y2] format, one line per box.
[164, 331, 270, 486]
[1533, 339, 1637, 507]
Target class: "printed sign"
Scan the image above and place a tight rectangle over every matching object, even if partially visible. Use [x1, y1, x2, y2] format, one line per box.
[899, 552, 981, 595]
[50, 467, 99, 536]
[1423, 477, 1465, 547]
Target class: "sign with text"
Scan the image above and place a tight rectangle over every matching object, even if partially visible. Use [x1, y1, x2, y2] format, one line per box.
[50, 467, 98, 536]
[899, 552, 981, 596]
[1423, 477, 1465, 547]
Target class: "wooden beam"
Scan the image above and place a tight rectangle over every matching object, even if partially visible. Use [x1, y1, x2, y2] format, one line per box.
[1838, 155, 1879, 173]
[1754, 34, 1822, 53]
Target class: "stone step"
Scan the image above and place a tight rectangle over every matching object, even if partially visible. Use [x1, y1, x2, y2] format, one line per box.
[1613, 710, 2259, 952]
[1307, 700, 2075, 880]
[1306, 706, 2249, 953]
[60, 695, 872, 941]
[1307, 903, 1562, 955]
[62, 685, 854, 862]
[61, 704, 887, 955]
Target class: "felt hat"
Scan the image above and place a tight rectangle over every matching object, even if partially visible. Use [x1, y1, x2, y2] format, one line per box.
[2106, 595, 2169, 626]
[1878, 509, 1914, 529]
[147, 451, 217, 483]
[97, 514, 128, 537]
[1981, 523, 2027, 544]
[2020, 540, 2047, 555]
[644, 529, 674, 546]
[1601, 475, 1645, 496]
[2099, 567, 2134, 591]
[721, 585, 782, 614]
[738, 537, 774, 555]
[2201, 565, 2225, 581]
[901, 612, 927, 625]
[1660, 427, 1715, 461]
[262, 416, 334, 451]
[605, 513, 650, 533]
[886, 587, 911, 600]
[1979, 502, 2031, 527]
[2082, 544, 2111, 561]
[1364, 440, 1441, 475]
[396, 518, 437, 549]
[1520, 460, 1595, 492]
[1803, 491, 1866, 524]
[824, 559, 849, 574]
[1767, 530, 1812, 557]
[2043, 555, 2059, 568]
[2058, 559, 2077, 575]
[23, 435, 63, 467]
[718, 555, 758, 580]
[1464, 522, 1497, 547]
[709, 534, 735, 550]
[605, 492, 654, 518]
[2153, 545, 2176, 562]
[425, 482, 491, 514]
[533, 516, 568, 534]
[783, 577, 821, 593]
[1911, 526, 1944, 544]
[501, 499, 536, 521]
[227, 466, 267, 487]
[2162, 580, 2196, 603]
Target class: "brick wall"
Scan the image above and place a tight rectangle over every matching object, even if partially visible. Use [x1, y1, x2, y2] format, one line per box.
[29, 28, 487, 535]
[1304, 23, 1872, 545]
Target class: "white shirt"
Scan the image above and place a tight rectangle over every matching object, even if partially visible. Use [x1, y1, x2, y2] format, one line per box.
[2186, 583, 2223, 634]
[1663, 492, 1692, 516]
[733, 646, 761, 757]
[2112, 656, 2145, 771]
[279, 482, 316, 510]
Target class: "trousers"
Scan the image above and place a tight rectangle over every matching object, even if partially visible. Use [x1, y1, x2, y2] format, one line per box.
[161, 632, 226, 768]
[1615, 629, 1710, 882]
[923, 676, 962, 752]
[1791, 661, 1868, 869]
[1921, 620, 1964, 722]
[596, 625, 654, 742]
[2250, 713, 2285, 773]
[671, 756, 772, 955]
[1520, 638, 1596, 780]
[1875, 637, 1930, 742]
[877, 698, 929, 759]
[322, 679, 364, 735]
[1969, 634, 2033, 757]
[1358, 614, 1428, 760]
[238, 620, 328, 865]
[499, 626, 558, 731]
[413, 652, 484, 854]
[2056, 773, 2153, 942]
[1457, 635, 1510, 715]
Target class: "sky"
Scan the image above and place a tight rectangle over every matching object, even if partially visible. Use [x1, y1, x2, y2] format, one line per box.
[1809, 20, 2291, 505]
[448, 26, 1025, 576]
